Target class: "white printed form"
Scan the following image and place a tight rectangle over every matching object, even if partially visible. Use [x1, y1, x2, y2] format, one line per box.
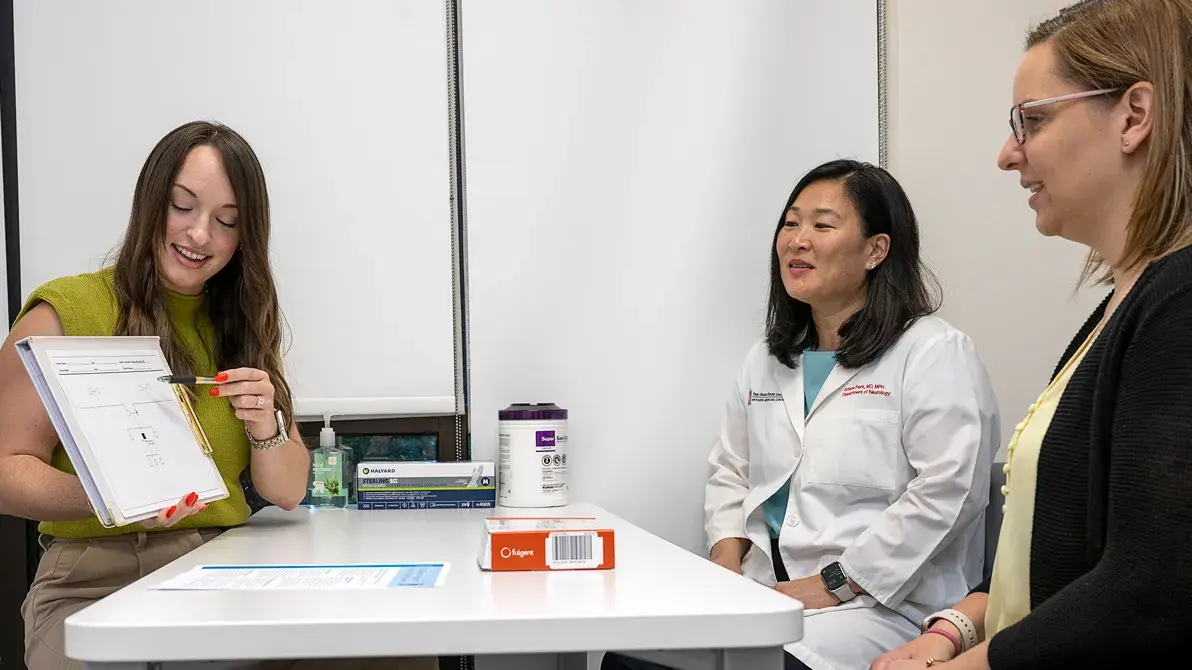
[49, 350, 222, 517]
[152, 563, 450, 590]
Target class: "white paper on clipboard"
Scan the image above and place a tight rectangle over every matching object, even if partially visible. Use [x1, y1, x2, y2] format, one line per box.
[15, 336, 227, 527]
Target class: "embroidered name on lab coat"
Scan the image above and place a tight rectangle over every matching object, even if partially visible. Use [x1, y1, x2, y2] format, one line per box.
[841, 383, 891, 398]
[748, 391, 783, 405]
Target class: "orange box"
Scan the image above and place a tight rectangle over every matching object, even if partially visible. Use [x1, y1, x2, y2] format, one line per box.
[477, 517, 616, 571]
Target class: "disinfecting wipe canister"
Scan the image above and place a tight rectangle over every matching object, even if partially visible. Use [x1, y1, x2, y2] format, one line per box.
[498, 403, 568, 507]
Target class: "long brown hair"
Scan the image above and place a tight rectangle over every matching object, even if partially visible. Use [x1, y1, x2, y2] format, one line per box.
[1027, 0, 1192, 284]
[113, 120, 294, 424]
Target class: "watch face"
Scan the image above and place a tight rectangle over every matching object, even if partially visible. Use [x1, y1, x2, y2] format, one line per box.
[821, 562, 847, 589]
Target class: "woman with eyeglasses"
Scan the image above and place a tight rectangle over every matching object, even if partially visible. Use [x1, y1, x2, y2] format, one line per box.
[872, 1, 1192, 668]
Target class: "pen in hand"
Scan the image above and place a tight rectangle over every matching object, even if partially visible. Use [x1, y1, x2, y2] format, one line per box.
[158, 374, 227, 385]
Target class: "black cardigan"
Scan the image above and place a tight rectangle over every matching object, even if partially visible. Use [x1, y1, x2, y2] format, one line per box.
[975, 247, 1192, 668]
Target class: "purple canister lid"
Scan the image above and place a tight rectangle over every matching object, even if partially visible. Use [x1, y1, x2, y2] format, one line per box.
[499, 403, 568, 421]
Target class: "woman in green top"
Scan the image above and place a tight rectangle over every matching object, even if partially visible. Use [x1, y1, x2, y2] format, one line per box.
[0, 121, 314, 669]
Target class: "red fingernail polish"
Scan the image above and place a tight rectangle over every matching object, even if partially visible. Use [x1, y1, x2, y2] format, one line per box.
[209, 387, 219, 396]
[166, 506, 177, 519]
[215, 372, 229, 382]
[186, 492, 198, 506]
[198, 504, 208, 512]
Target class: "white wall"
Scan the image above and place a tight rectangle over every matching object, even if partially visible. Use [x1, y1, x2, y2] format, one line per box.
[15, 1, 461, 419]
[887, 0, 1107, 458]
[464, 0, 879, 555]
[465, 0, 1104, 556]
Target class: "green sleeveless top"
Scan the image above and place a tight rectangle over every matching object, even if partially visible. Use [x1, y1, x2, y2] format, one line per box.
[18, 267, 252, 539]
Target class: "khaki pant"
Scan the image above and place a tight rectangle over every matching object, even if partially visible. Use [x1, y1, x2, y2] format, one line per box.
[22, 528, 438, 670]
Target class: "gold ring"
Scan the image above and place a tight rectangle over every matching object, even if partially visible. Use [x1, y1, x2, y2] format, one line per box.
[925, 660, 936, 668]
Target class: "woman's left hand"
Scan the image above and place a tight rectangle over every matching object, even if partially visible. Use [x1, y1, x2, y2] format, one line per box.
[878, 661, 940, 670]
[774, 575, 839, 610]
[211, 368, 279, 440]
[877, 642, 990, 670]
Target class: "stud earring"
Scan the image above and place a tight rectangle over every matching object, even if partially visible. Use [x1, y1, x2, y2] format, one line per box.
[866, 262, 877, 270]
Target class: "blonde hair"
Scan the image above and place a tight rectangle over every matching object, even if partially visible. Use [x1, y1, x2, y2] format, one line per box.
[1028, 0, 1192, 284]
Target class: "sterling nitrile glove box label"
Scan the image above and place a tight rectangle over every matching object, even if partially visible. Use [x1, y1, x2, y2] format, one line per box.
[355, 461, 496, 510]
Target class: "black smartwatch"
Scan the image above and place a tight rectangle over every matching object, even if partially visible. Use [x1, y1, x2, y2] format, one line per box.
[819, 561, 856, 603]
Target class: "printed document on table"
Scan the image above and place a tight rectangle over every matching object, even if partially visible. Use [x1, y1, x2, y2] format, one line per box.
[151, 563, 450, 590]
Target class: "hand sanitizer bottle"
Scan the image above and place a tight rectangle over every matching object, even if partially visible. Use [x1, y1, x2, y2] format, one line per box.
[338, 435, 357, 505]
[310, 414, 348, 509]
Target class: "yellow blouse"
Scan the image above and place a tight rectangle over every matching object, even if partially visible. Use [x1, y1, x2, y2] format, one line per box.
[986, 318, 1106, 636]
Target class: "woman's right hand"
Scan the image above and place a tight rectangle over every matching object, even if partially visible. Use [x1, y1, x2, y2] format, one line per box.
[870, 629, 957, 670]
[138, 491, 206, 529]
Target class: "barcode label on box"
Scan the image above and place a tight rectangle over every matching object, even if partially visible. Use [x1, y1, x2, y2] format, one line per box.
[546, 531, 600, 569]
[552, 533, 591, 561]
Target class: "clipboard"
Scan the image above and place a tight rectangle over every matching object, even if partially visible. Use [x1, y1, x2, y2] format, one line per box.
[15, 335, 229, 528]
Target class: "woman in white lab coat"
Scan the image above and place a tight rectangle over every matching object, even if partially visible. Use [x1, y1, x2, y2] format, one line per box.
[603, 159, 1000, 670]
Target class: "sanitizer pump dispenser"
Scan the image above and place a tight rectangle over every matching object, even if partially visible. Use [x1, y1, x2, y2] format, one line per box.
[309, 414, 347, 508]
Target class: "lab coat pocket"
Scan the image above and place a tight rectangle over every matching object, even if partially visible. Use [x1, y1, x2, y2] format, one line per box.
[807, 409, 900, 491]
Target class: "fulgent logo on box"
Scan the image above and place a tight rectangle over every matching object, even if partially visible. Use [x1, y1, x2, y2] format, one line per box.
[500, 547, 534, 559]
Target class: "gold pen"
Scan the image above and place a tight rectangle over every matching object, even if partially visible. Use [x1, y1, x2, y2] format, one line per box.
[158, 374, 222, 385]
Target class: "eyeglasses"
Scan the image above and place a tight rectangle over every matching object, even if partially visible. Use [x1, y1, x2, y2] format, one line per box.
[1009, 88, 1122, 144]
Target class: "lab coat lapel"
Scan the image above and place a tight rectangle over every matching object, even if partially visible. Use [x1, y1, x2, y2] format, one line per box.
[772, 361, 806, 443]
[806, 363, 862, 419]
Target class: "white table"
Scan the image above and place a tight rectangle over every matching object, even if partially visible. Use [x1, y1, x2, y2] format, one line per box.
[65, 503, 803, 669]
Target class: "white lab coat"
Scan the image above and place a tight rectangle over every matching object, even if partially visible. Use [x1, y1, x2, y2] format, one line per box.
[705, 316, 999, 670]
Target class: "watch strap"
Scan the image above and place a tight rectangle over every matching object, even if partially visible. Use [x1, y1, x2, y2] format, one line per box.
[827, 580, 855, 603]
[922, 609, 979, 651]
[246, 409, 289, 451]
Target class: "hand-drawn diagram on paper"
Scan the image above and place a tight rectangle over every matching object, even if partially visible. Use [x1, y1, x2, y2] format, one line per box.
[48, 351, 220, 513]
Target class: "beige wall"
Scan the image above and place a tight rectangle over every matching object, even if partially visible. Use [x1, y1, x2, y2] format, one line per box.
[888, 0, 1107, 458]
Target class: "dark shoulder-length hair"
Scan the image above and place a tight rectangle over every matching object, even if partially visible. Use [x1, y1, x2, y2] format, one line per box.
[765, 158, 941, 369]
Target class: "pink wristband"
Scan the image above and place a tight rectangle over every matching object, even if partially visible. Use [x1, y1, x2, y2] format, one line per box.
[925, 628, 961, 656]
